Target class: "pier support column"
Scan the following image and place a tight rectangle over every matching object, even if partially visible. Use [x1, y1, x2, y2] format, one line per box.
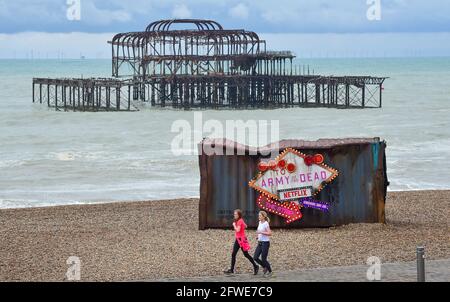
[379, 83, 383, 108]
[315, 84, 320, 104]
[133, 82, 139, 100]
[116, 86, 121, 111]
[39, 84, 43, 104]
[55, 85, 58, 110]
[160, 80, 166, 107]
[362, 84, 366, 108]
[345, 84, 350, 107]
[150, 81, 155, 106]
[32, 82, 35, 103]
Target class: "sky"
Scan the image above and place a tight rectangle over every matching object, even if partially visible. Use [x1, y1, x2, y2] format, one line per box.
[1, 0, 450, 58]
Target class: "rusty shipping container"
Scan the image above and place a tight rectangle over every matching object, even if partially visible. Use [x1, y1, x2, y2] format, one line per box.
[198, 138, 388, 229]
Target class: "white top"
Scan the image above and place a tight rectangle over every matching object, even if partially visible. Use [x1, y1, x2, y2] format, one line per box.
[257, 221, 270, 242]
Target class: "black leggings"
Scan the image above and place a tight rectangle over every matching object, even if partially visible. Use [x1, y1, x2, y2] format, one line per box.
[253, 241, 272, 273]
[231, 240, 257, 272]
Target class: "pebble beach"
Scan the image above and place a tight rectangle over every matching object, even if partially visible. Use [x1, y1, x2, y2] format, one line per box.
[0, 190, 449, 281]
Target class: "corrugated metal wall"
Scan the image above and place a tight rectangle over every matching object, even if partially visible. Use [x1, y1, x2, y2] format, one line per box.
[198, 138, 388, 229]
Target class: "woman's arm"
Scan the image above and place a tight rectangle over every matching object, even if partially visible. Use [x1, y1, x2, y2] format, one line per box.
[259, 224, 272, 236]
[233, 222, 241, 233]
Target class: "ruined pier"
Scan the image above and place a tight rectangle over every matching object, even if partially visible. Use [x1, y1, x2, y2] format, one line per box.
[33, 19, 387, 111]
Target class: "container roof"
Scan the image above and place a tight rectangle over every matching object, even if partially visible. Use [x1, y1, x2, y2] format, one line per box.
[199, 137, 382, 155]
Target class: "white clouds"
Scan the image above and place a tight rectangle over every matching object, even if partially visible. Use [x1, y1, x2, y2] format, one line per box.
[1, 0, 450, 33]
[80, 0, 131, 25]
[171, 4, 192, 19]
[261, 8, 298, 24]
[229, 3, 249, 19]
[0, 0, 63, 23]
[107, 0, 153, 15]
[0, 0, 133, 26]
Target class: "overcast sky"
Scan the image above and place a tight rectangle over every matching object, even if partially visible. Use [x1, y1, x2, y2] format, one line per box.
[1, 0, 450, 33]
[1, 0, 450, 58]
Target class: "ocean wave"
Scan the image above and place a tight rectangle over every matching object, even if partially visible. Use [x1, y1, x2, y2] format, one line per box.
[0, 159, 27, 168]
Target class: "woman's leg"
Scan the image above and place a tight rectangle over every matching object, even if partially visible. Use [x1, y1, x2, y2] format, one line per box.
[242, 250, 258, 268]
[230, 240, 240, 272]
[253, 243, 264, 267]
[261, 242, 272, 272]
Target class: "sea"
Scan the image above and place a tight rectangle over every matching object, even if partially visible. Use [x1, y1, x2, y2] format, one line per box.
[1, 57, 450, 208]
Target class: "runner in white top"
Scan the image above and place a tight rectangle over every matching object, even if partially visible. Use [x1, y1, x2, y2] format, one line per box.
[257, 221, 270, 242]
[253, 211, 273, 277]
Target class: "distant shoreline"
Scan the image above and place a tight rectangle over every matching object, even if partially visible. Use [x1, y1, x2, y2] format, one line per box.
[1, 190, 449, 281]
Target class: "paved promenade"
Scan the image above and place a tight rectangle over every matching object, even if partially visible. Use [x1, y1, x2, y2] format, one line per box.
[154, 259, 450, 282]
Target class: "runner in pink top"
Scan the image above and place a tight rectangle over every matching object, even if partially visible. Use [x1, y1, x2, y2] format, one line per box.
[224, 209, 259, 275]
[235, 218, 250, 251]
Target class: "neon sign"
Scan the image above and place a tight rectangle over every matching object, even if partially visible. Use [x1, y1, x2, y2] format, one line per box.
[299, 198, 330, 212]
[257, 194, 302, 224]
[249, 148, 338, 223]
[278, 186, 312, 202]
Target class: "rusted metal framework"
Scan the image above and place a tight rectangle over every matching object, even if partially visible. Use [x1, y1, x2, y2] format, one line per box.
[33, 19, 387, 111]
[32, 78, 136, 111]
[111, 19, 278, 78]
[126, 74, 385, 108]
